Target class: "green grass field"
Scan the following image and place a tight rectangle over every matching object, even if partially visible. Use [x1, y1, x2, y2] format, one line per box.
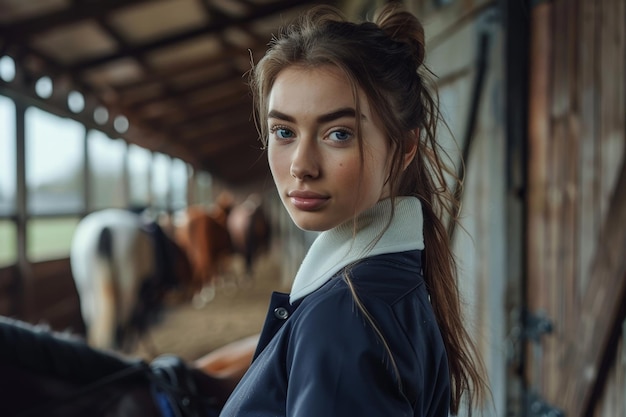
[0, 217, 81, 266]
[27, 217, 80, 262]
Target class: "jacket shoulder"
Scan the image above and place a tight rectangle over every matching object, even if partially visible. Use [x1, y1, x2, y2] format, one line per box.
[337, 250, 426, 305]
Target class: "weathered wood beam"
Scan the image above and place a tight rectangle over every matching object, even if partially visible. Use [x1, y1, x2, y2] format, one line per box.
[67, 0, 327, 72]
[178, 117, 255, 146]
[0, 0, 153, 36]
[125, 72, 245, 109]
[109, 47, 262, 93]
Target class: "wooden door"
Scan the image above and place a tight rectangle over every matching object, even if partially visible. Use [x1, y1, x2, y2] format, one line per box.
[526, 0, 626, 416]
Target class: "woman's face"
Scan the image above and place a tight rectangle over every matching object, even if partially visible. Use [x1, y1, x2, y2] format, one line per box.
[267, 65, 393, 232]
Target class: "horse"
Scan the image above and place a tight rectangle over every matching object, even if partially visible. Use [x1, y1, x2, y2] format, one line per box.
[173, 197, 235, 304]
[226, 193, 272, 281]
[70, 208, 191, 352]
[70, 200, 235, 352]
[0, 315, 231, 417]
[69, 188, 272, 352]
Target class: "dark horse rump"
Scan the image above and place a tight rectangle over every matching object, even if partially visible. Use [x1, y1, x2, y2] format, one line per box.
[0, 316, 221, 417]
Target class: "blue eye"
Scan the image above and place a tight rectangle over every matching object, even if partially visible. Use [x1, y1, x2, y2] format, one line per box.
[276, 128, 293, 139]
[270, 126, 295, 139]
[329, 129, 351, 141]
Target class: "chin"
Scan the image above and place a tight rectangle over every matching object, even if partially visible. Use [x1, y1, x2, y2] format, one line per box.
[292, 220, 328, 233]
[289, 212, 334, 232]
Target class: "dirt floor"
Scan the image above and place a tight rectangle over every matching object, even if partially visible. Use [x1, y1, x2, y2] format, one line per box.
[129, 252, 291, 363]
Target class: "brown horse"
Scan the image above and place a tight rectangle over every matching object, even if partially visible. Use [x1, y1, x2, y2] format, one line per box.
[173, 198, 235, 305]
[175, 192, 271, 289]
[226, 193, 272, 281]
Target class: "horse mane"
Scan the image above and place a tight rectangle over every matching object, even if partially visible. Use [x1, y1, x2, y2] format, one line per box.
[0, 316, 147, 384]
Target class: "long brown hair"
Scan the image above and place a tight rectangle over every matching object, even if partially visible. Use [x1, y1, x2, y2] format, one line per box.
[249, 3, 488, 414]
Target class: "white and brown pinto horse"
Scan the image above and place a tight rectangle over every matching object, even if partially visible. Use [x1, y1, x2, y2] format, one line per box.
[70, 201, 234, 352]
[70, 209, 187, 351]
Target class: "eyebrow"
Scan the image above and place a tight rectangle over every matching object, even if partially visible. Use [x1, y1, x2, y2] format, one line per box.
[267, 107, 366, 124]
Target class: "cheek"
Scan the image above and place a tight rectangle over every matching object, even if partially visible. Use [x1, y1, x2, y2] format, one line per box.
[333, 158, 362, 187]
[268, 148, 286, 179]
[363, 152, 388, 180]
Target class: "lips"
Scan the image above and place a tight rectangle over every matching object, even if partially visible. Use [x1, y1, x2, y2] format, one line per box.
[287, 190, 329, 211]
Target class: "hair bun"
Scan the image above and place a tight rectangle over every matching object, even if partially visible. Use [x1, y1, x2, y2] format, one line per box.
[374, 3, 426, 67]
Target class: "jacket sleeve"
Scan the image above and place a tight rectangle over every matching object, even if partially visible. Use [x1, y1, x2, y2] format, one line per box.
[285, 288, 415, 417]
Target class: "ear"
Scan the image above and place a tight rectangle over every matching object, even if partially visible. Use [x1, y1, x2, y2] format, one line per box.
[402, 129, 419, 171]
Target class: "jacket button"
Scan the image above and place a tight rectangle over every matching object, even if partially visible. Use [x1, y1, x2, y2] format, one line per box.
[274, 307, 289, 320]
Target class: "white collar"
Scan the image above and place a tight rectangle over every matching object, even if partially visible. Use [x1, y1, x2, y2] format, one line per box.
[289, 197, 424, 303]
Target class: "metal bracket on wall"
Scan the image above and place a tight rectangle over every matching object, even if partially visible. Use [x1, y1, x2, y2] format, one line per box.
[526, 391, 565, 417]
[522, 309, 553, 343]
[521, 310, 565, 417]
[505, 308, 554, 362]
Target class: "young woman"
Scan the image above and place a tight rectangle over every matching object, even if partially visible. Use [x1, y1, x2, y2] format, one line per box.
[219, 3, 487, 416]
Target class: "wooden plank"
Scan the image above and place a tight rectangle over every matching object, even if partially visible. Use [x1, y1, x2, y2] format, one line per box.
[25, 258, 83, 333]
[0, 265, 17, 317]
[577, 0, 598, 297]
[598, 0, 626, 219]
[593, 329, 624, 417]
[526, 0, 552, 391]
[544, 0, 573, 400]
[559, 157, 626, 416]
[594, 331, 625, 417]
[561, 0, 580, 384]
[526, 1, 552, 314]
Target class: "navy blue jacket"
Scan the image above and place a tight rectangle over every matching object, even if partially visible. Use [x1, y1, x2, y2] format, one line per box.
[219, 250, 450, 417]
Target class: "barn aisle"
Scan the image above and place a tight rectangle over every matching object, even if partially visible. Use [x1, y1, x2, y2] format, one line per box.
[129, 252, 289, 362]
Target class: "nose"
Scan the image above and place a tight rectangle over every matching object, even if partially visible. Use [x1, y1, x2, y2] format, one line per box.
[290, 138, 320, 180]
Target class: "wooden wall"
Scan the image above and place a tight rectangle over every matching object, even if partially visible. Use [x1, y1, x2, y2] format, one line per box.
[0, 260, 83, 333]
[26, 259, 84, 332]
[527, 0, 625, 416]
[0, 265, 17, 317]
[415, 0, 626, 415]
